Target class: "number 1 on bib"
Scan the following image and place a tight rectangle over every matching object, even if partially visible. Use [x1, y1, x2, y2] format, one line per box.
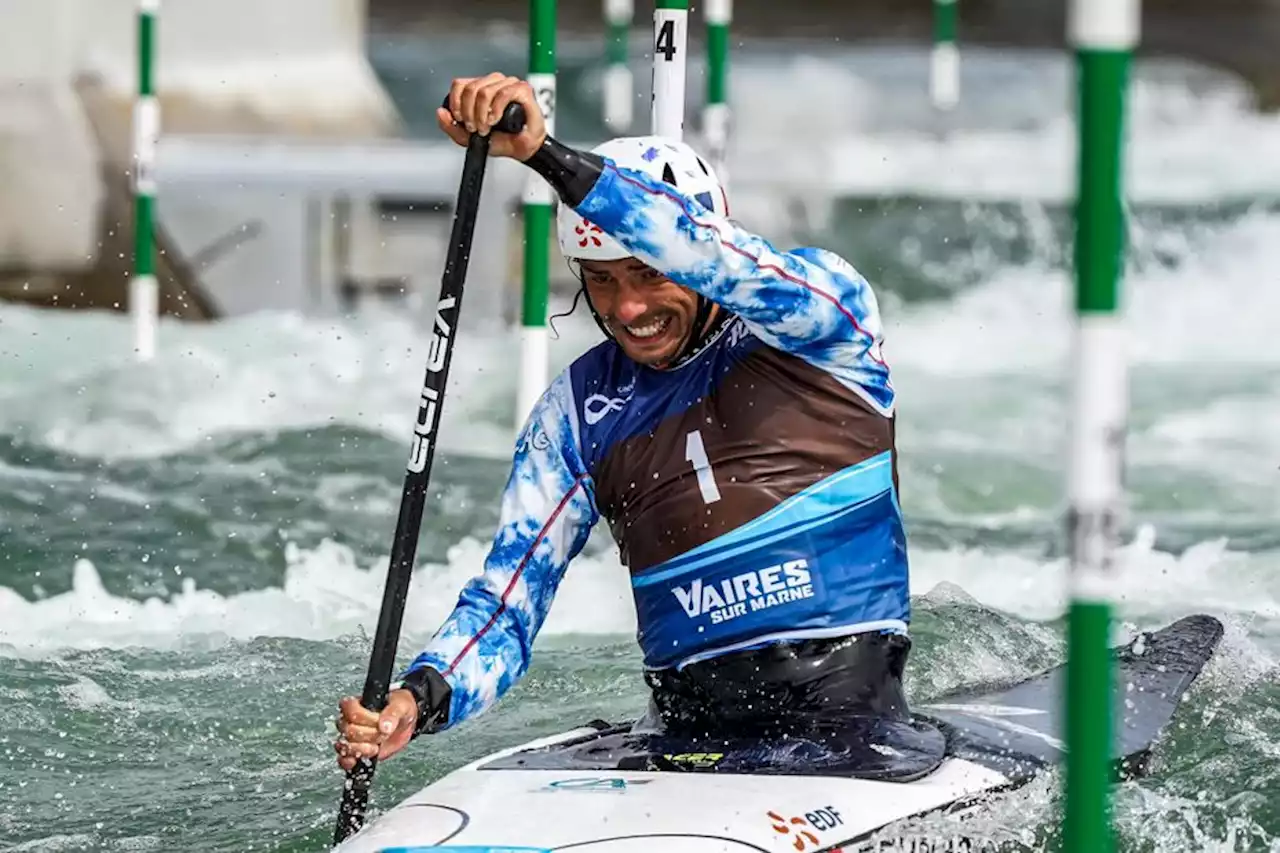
[685, 429, 722, 504]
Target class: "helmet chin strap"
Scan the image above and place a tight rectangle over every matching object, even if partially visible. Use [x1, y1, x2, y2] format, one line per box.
[577, 272, 726, 370]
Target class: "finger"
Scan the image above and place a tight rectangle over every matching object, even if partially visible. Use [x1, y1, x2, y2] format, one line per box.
[459, 71, 506, 131]
[338, 696, 379, 728]
[436, 107, 469, 145]
[486, 79, 531, 128]
[472, 74, 518, 134]
[340, 722, 385, 745]
[335, 742, 372, 773]
[447, 77, 475, 123]
[335, 737, 379, 761]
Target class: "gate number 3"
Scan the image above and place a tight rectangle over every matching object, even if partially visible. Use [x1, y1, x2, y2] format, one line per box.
[685, 429, 722, 504]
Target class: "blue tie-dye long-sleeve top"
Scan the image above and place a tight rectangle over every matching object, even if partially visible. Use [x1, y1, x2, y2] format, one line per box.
[396, 153, 904, 731]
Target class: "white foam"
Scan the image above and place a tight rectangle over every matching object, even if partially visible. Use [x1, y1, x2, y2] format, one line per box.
[885, 208, 1280, 377]
[814, 114, 1280, 204]
[0, 534, 636, 656]
[2, 525, 1274, 656]
[0, 301, 601, 461]
[728, 50, 1280, 203]
[884, 208, 1280, 488]
[911, 525, 1280, 628]
[5, 207, 1280, 464]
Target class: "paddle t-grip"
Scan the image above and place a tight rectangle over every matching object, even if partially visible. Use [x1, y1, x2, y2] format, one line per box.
[440, 95, 528, 135]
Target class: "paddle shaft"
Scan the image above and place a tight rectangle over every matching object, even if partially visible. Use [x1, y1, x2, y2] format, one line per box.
[332, 102, 525, 845]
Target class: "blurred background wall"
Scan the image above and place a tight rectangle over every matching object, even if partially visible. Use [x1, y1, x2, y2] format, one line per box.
[371, 0, 1280, 108]
[0, 0, 398, 320]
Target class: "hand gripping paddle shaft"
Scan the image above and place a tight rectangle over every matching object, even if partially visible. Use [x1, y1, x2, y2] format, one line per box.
[332, 100, 528, 847]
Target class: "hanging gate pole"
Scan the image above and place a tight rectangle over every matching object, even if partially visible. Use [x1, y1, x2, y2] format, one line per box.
[516, 0, 559, 431]
[1063, 1, 1139, 851]
[651, 0, 688, 140]
[131, 0, 160, 361]
[702, 0, 731, 182]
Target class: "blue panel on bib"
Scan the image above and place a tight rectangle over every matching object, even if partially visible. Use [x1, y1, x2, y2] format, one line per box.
[633, 486, 908, 670]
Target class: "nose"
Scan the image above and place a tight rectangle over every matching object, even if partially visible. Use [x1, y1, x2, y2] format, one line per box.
[609, 279, 650, 326]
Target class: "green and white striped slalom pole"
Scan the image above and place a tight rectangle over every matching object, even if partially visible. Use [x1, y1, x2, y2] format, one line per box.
[517, 0, 557, 428]
[603, 0, 633, 132]
[651, 0, 688, 139]
[930, 0, 959, 110]
[703, 0, 731, 182]
[1064, 0, 1138, 851]
[131, 0, 160, 361]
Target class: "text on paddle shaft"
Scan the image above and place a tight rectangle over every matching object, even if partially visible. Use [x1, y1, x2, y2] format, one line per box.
[407, 296, 457, 474]
[673, 560, 814, 624]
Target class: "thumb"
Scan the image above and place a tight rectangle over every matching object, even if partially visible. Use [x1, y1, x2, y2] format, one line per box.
[375, 691, 420, 761]
[380, 690, 418, 733]
[378, 706, 405, 736]
[436, 107, 470, 147]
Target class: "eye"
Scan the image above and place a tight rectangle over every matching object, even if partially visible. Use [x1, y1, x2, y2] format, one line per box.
[586, 271, 614, 286]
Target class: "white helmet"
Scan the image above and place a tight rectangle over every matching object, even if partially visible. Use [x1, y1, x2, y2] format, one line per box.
[556, 136, 729, 262]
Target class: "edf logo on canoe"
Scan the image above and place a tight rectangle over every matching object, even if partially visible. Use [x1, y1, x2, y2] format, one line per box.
[805, 807, 843, 831]
[672, 559, 814, 625]
[768, 806, 844, 849]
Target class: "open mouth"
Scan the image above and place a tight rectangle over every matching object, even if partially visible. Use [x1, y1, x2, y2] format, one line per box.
[618, 316, 672, 342]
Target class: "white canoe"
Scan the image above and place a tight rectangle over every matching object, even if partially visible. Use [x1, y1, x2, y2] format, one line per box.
[332, 614, 1222, 853]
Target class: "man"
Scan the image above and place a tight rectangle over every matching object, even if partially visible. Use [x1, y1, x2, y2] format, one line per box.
[335, 73, 910, 772]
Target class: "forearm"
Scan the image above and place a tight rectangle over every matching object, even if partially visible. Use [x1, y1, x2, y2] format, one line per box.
[397, 573, 541, 731]
[524, 136, 604, 207]
[395, 370, 598, 730]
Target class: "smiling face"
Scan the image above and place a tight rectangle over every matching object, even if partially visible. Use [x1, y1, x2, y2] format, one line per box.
[579, 258, 712, 368]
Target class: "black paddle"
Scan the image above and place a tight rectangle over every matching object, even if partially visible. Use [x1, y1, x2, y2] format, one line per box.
[332, 99, 528, 847]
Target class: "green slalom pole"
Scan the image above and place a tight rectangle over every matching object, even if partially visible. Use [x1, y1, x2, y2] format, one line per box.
[703, 0, 730, 183]
[517, 0, 557, 429]
[603, 0, 633, 131]
[132, 0, 160, 361]
[651, 0, 688, 139]
[931, 0, 959, 109]
[1064, 1, 1138, 852]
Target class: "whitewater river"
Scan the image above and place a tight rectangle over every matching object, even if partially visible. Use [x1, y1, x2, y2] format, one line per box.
[2, 41, 1278, 852]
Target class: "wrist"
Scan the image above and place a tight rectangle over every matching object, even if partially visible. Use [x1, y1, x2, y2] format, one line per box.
[393, 666, 452, 737]
[522, 135, 604, 208]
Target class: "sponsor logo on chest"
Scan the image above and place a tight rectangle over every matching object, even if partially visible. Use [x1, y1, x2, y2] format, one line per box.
[671, 559, 814, 625]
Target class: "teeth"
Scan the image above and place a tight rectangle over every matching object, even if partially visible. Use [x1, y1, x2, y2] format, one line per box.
[624, 317, 670, 339]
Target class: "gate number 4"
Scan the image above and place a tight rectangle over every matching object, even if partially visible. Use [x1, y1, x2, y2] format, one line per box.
[656, 19, 677, 61]
[685, 429, 722, 504]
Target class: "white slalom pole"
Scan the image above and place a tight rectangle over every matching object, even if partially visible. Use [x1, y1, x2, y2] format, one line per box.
[931, 0, 960, 110]
[651, 0, 688, 139]
[131, 0, 160, 361]
[603, 0, 634, 132]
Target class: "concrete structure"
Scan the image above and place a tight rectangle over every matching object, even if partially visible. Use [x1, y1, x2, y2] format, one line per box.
[0, 0, 404, 319]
